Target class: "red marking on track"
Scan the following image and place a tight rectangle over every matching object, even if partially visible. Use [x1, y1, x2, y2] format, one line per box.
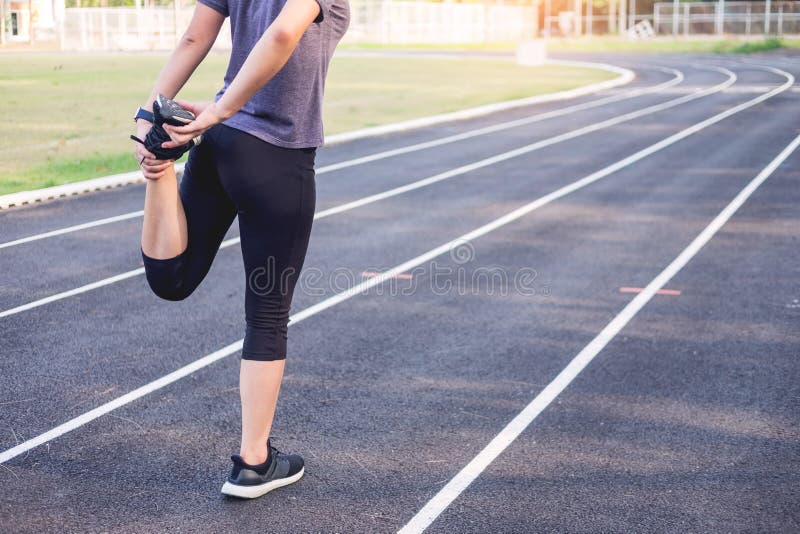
[361, 271, 413, 280]
[619, 287, 681, 296]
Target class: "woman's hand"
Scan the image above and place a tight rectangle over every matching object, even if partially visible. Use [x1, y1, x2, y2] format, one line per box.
[162, 100, 226, 148]
[133, 120, 174, 180]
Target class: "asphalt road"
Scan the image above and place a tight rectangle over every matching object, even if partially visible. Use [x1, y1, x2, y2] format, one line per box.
[1, 51, 798, 533]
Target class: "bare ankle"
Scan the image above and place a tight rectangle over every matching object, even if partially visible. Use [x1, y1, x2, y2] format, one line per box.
[240, 447, 269, 466]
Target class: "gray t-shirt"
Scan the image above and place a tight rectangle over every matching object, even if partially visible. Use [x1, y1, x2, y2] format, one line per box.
[198, 0, 350, 148]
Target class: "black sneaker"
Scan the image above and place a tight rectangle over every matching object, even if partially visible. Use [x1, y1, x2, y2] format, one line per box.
[221, 439, 305, 499]
[152, 94, 204, 147]
[154, 94, 196, 126]
[129, 94, 200, 161]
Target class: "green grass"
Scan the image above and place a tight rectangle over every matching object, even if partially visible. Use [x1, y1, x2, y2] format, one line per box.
[342, 37, 800, 55]
[0, 53, 614, 195]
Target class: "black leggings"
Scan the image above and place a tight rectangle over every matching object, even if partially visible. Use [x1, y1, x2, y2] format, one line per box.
[142, 124, 316, 361]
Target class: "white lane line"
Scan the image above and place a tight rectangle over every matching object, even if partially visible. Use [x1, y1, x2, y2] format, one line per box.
[323, 59, 635, 145]
[0, 68, 681, 250]
[398, 132, 800, 534]
[313, 66, 684, 174]
[0, 338, 244, 465]
[0, 68, 734, 319]
[311, 67, 732, 220]
[0, 269, 145, 319]
[0, 65, 790, 465]
[0, 211, 145, 251]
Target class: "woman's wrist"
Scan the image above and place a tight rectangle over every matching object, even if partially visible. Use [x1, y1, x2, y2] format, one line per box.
[214, 100, 237, 122]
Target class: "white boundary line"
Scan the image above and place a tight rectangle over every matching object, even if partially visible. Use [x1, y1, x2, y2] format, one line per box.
[398, 132, 800, 534]
[0, 65, 790, 465]
[0, 67, 732, 319]
[310, 66, 680, 174]
[324, 60, 633, 145]
[311, 67, 732, 220]
[0, 60, 633, 210]
[0, 211, 145, 251]
[0, 67, 678, 250]
[0, 269, 145, 318]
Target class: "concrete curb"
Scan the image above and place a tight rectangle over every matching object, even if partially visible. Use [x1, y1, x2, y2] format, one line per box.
[0, 59, 634, 210]
[0, 170, 146, 210]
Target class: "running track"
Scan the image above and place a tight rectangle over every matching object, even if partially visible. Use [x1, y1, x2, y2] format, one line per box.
[1, 52, 798, 532]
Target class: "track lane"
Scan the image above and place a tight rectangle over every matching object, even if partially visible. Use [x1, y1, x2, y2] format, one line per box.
[0, 61, 788, 456]
[421, 138, 800, 534]
[400, 132, 800, 534]
[1, 63, 797, 531]
[0, 55, 793, 530]
[0, 66, 738, 314]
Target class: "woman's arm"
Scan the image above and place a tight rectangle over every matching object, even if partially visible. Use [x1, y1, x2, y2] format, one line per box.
[134, 4, 225, 178]
[215, 0, 321, 119]
[141, 4, 226, 112]
[162, 0, 322, 147]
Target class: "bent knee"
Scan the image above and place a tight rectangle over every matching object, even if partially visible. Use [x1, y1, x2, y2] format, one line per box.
[142, 249, 195, 301]
[146, 277, 194, 301]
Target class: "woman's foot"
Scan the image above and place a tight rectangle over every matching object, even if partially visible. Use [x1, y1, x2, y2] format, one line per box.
[221, 439, 304, 499]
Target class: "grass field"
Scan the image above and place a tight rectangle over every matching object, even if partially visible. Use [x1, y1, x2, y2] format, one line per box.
[0, 54, 614, 195]
[342, 37, 800, 55]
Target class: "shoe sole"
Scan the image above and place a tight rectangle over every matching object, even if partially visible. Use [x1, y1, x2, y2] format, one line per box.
[220, 467, 305, 499]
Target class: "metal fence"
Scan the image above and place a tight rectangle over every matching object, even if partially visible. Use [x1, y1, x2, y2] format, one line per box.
[59, 6, 229, 50]
[56, 0, 538, 51]
[653, 1, 800, 36]
[542, 0, 800, 37]
[347, 1, 537, 44]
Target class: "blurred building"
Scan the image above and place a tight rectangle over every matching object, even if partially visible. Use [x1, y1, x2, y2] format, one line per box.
[1, 0, 65, 43]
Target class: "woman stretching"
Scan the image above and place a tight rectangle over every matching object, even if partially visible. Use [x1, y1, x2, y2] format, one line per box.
[131, 0, 349, 498]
